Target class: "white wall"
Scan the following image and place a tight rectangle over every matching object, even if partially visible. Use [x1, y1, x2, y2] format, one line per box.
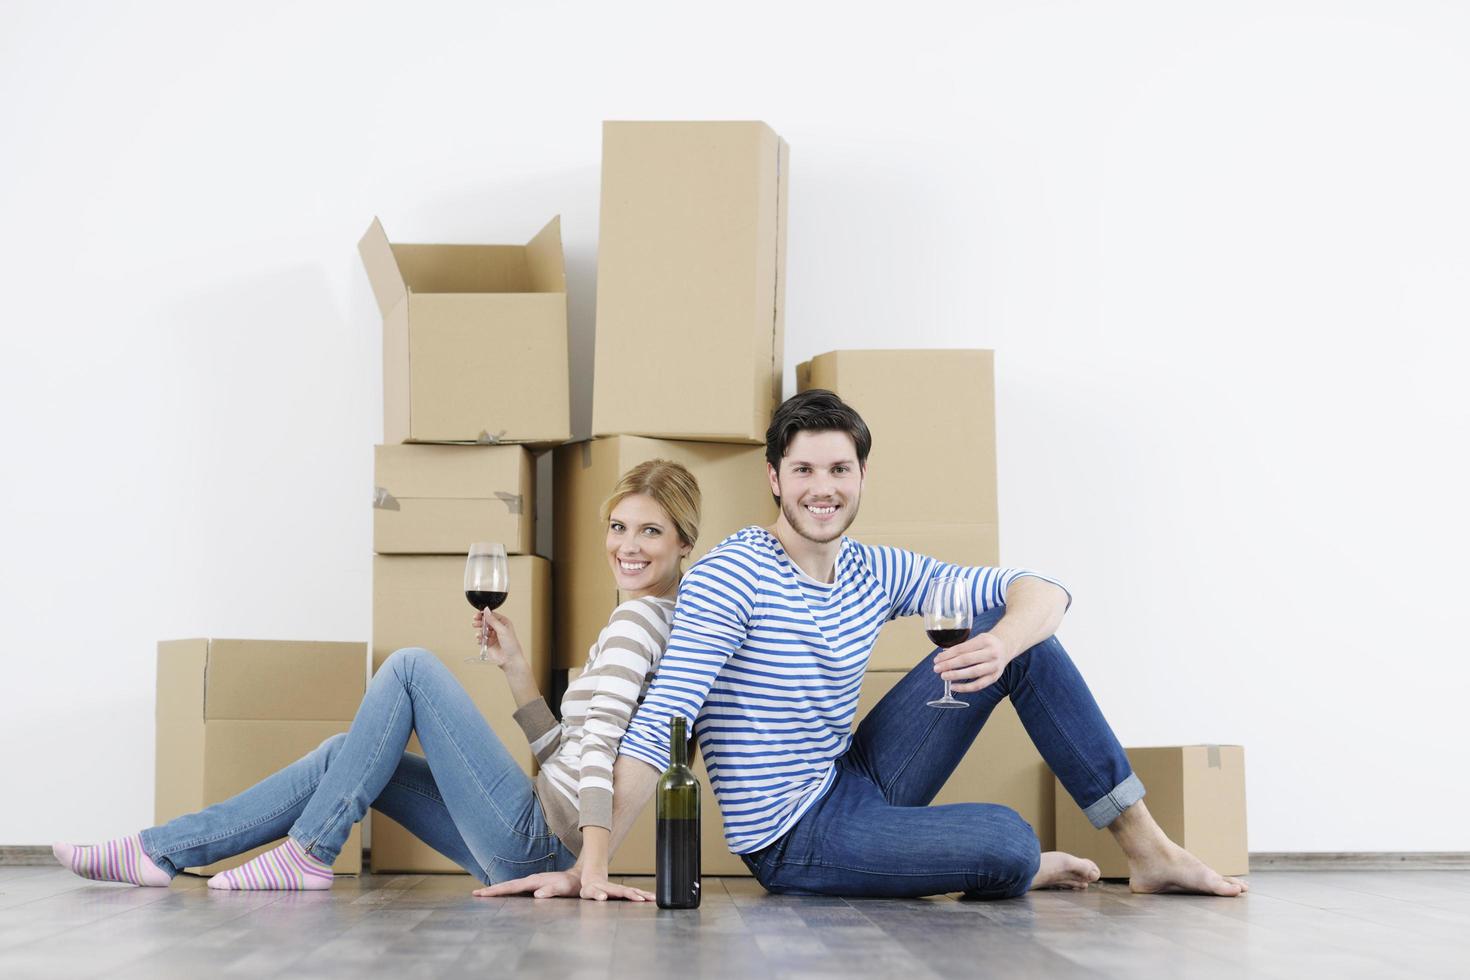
[2, 0, 1466, 853]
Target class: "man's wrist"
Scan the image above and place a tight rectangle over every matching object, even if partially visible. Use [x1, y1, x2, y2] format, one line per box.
[987, 622, 1024, 661]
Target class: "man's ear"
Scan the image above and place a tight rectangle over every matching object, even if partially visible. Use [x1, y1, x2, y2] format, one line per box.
[766, 461, 781, 499]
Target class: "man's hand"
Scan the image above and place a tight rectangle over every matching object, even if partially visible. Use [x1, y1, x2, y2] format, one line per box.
[472, 869, 580, 899]
[934, 632, 1017, 693]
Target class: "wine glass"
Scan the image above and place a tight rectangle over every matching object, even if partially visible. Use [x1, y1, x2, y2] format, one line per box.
[924, 574, 972, 709]
[464, 542, 509, 664]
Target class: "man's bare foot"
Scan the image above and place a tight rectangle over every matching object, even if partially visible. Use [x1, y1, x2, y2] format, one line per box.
[1129, 839, 1248, 896]
[1029, 851, 1101, 891]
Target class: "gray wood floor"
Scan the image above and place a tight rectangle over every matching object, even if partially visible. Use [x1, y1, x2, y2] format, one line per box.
[2, 867, 1468, 979]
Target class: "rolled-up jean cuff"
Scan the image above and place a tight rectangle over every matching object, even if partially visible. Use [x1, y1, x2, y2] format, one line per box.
[1083, 772, 1146, 829]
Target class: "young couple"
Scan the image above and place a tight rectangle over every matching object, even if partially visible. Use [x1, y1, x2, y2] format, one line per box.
[58, 390, 1246, 902]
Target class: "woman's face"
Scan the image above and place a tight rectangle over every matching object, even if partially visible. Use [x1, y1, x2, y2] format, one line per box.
[606, 492, 690, 599]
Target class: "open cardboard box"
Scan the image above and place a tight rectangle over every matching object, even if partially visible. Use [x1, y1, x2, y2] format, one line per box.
[360, 217, 570, 447]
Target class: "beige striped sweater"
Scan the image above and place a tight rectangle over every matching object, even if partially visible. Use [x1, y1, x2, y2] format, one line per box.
[512, 595, 674, 855]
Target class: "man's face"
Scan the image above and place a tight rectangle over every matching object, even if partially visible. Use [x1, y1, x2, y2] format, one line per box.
[768, 430, 865, 545]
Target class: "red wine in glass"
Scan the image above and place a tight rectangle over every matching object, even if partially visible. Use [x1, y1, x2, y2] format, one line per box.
[466, 590, 507, 612]
[464, 542, 509, 664]
[923, 574, 972, 709]
[925, 627, 970, 648]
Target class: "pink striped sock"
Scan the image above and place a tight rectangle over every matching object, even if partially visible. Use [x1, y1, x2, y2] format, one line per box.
[207, 838, 334, 891]
[53, 834, 171, 887]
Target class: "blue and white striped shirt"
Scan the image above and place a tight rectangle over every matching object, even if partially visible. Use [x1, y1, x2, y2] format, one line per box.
[617, 525, 1069, 854]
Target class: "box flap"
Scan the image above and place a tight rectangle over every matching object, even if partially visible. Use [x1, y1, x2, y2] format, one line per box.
[524, 215, 566, 294]
[358, 217, 408, 316]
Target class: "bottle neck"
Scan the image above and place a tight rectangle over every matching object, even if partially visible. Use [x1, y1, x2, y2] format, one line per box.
[669, 717, 689, 767]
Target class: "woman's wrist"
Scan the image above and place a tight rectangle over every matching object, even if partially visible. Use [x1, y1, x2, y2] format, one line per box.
[498, 651, 531, 677]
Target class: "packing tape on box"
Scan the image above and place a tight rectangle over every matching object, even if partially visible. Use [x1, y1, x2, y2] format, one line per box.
[476, 430, 508, 445]
[1207, 745, 1221, 768]
[372, 487, 400, 511]
[493, 491, 523, 515]
[581, 442, 592, 468]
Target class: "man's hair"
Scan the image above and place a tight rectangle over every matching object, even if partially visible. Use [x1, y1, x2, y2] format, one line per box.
[764, 389, 873, 474]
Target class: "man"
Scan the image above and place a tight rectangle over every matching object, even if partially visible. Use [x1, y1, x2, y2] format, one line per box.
[490, 390, 1247, 900]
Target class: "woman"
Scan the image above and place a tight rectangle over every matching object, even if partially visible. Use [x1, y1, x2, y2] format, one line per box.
[54, 459, 700, 902]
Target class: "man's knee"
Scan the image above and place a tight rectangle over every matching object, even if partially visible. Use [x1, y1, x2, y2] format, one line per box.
[973, 804, 1041, 898]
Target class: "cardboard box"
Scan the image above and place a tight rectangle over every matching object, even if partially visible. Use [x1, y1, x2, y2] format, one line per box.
[1054, 745, 1248, 878]
[552, 435, 776, 671]
[373, 443, 535, 555]
[592, 122, 788, 443]
[797, 350, 997, 529]
[155, 639, 366, 874]
[856, 670, 1056, 850]
[854, 523, 1000, 671]
[370, 554, 552, 873]
[359, 216, 570, 446]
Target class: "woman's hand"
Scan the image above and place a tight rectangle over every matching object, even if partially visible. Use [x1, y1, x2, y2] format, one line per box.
[470, 610, 526, 668]
[472, 869, 580, 899]
[579, 870, 654, 903]
[470, 867, 654, 902]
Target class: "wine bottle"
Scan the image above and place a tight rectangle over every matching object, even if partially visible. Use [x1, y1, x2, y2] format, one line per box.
[655, 715, 701, 909]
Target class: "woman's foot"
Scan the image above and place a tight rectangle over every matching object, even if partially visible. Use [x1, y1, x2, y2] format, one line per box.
[1029, 851, 1101, 890]
[53, 834, 171, 886]
[1129, 839, 1248, 896]
[207, 838, 334, 891]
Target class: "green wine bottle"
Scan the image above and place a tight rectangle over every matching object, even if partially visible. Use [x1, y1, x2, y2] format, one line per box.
[655, 715, 701, 909]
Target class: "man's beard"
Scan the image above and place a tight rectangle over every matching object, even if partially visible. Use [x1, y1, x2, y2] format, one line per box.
[779, 494, 858, 545]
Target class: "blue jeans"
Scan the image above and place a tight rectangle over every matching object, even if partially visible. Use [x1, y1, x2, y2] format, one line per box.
[741, 606, 1144, 899]
[139, 647, 574, 884]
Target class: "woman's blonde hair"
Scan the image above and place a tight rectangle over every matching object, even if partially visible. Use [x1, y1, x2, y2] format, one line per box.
[599, 459, 701, 552]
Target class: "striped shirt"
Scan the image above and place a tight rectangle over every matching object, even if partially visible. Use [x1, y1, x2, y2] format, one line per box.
[617, 526, 1069, 855]
[513, 596, 674, 854]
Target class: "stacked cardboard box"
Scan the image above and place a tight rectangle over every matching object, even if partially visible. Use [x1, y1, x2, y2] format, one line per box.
[574, 121, 788, 875]
[1055, 746, 1249, 878]
[360, 219, 568, 873]
[155, 639, 366, 874]
[796, 349, 1057, 847]
[592, 121, 788, 443]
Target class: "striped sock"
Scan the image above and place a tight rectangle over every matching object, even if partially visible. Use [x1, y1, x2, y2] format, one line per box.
[207, 838, 334, 891]
[53, 834, 171, 887]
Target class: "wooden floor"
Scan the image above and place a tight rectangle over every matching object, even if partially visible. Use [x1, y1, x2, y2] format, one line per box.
[2, 867, 1468, 978]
